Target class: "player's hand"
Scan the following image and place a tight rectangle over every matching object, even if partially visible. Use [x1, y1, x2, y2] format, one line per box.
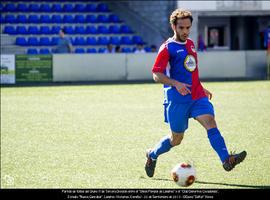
[173, 81, 191, 96]
[204, 88, 212, 100]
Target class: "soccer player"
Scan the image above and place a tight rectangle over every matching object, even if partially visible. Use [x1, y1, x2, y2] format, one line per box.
[145, 9, 247, 177]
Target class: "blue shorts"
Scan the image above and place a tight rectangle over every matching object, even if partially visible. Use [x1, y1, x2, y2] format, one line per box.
[164, 97, 215, 133]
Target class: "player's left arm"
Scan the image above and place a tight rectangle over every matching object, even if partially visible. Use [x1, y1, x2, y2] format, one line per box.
[203, 87, 212, 100]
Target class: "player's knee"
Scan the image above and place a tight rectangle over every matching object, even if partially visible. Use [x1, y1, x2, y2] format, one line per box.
[171, 140, 182, 146]
[208, 117, 217, 128]
[198, 115, 217, 130]
[170, 134, 184, 146]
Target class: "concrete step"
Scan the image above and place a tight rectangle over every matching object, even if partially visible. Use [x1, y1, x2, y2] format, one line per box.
[1, 46, 26, 54]
[1, 34, 16, 45]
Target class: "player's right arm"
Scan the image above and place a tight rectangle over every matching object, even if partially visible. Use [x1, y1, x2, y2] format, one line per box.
[153, 72, 191, 95]
[152, 43, 191, 96]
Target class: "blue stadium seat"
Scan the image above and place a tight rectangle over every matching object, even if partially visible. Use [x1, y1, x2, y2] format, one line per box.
[51, 37, 59, 45]
[5, 4, 16, 12]
[110, 36, 121, 45]
[121, 36, 133, 45]
[40, 26, 51, 34]
[28, 37, 39, 46]
[122, 47, 132, 53]
[87, 48, 97, 53]
[0, 4, 3, 13]
[51, 15, 62, 23]
[98, 37, 109, 45]
[74, 15, 85, 23]
[40, 15, 51, 23]
[132, 36, 144, 44]
[109, 25, 120, 34]
[16, 37, 27, 46]
[51, 26, 61, 34]
[27, 48, 38, 54]
[63, 15, 74, 23]
[52, 4, 62, 12]
[120, 25, 133, 34]
[144, 47, 152, 52]
[97, 3, 109, 12]
[86, 37, 97, 45]
[74, 37, 86, 45]
[75, 48, 85, 53]
[85, 15, 97, 23]
[39, 48, 50, 54]
[85, 26, 97, 34]
[40, 4, 51, 12]
[63, 26, 74, 34]
[85, 4, 96, 12]
[16, 26, 28, 34]
[74, 4, 85, 12]
[28, 15, 39, 23]
[4, 26, 16, 34]
[98, 48, 106, 53]
[28, 26, 39, 34]
[5, 15, 16, 23]
[97, 15, 109, 23]
[17, 3, 28, 12]
[16, 15, 28, 23]
[63, 4, 73, 12]
[75, 26, 86, 34]
[28, 4, 40, 12]
[97, 25, 109, 34]
[39, 37, 51, 46]
[108, 14, 121, 23]
[0, 15, 5, 24]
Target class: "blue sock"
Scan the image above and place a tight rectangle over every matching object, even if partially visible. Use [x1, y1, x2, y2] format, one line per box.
[149, 136, 173, 160]
[207, 128, 230, 163]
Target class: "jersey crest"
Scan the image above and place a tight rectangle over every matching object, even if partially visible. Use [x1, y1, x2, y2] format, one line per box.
[184, 55, 196, 72]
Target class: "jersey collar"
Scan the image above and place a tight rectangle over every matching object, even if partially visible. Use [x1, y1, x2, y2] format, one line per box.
[169, 37, 187, 45]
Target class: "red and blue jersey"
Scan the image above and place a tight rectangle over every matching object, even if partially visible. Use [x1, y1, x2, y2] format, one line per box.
[152, 38, 206, 103]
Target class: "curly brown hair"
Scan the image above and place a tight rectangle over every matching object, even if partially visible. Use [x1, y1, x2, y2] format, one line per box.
[170, 8, 193, 25]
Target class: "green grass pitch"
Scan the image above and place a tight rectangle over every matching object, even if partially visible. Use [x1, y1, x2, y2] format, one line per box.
[1, 81, 270, 188]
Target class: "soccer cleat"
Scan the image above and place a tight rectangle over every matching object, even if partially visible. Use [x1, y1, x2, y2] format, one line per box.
[145, 149, 157, 177]
[223, 150, 247, 171]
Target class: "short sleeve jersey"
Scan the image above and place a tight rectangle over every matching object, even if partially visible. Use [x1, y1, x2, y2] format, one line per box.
[152, 38, 206, 103]
[55, 37, 72, 53]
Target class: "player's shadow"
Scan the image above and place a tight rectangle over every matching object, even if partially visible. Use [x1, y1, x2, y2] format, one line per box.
[195, 180, 270, 189]
[140, 176, 270, 189]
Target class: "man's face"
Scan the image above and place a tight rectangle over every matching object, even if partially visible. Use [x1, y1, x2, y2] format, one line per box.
[59, 30, 65, 38]
[108, 44, 113, 50]
[138, 44, 143, 50]
[172, 18, 192, 42]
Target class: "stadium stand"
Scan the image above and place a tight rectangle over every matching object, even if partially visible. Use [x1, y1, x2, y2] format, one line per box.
[1, 0, 152, 54]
